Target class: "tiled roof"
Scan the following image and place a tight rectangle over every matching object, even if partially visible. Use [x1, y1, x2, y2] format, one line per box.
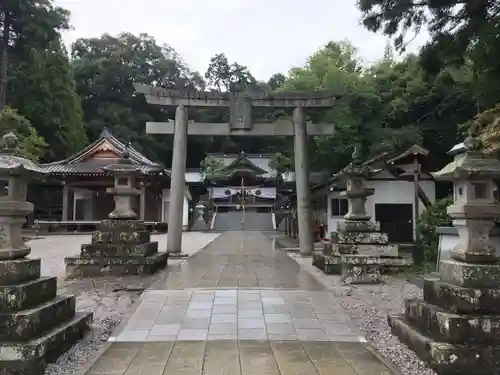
[40, 128, 168, 176]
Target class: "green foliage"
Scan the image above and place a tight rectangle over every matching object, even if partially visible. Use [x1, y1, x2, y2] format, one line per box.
[200, 156, 226, 181]
[205, 53, 257, 92]
[417, 196, 453, 264]
[0, 0, 70, 109]
[268, 152, 293, 174]
[9, 40, 87, 161]
[0, 107, 46, 161]
[71, 32, 203, 165]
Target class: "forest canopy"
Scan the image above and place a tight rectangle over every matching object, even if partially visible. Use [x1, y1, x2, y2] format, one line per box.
[0, 0, 498, 172]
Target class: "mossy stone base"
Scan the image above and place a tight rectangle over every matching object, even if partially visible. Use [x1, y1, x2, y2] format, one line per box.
[0, 277, 57, 311]
[0, 296, 76, 341]
[423, 277, 500, 314]
[388, 314, 500, 375]
[439, 260, 500, 288]
[0, 259, 40, 285]
[80, 241, 158, 258]
[65, 251, 169, 278]
[405, 298, 500, 344]
[340, 255, 381, 284]
[390, 264, 500, 375]
[91, 230, 151, 245]
[0, 312, 92, 375]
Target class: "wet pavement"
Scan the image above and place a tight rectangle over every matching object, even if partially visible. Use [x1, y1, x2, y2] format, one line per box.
[84, 231, 396, 374]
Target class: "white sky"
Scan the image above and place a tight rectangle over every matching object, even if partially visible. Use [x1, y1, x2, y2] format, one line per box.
[55, 0, 429, 80]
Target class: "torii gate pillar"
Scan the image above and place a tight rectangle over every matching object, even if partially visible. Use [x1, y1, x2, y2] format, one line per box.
[135, 84, 340, 256]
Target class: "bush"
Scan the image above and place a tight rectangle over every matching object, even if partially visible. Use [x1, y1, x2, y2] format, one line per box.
[417, 196, 453, 263]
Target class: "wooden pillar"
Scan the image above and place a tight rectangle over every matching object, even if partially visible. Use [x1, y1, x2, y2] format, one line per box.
[62, 183, 69, 221]
[140, 186, 146, 221]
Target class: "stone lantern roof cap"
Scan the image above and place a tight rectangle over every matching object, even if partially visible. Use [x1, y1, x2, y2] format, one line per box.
[432, 129, 500, 181]
[0, 132, 44, 175]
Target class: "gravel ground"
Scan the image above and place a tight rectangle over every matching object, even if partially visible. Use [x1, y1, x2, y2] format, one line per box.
[23, 233, 220, 375]
[289, 252, 436, 375]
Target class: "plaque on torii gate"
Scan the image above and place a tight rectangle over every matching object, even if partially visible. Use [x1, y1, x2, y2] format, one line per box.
[134, 83, 340, 257]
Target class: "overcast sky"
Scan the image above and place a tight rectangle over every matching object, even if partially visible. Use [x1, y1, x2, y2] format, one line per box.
[55, 0, 429, 80]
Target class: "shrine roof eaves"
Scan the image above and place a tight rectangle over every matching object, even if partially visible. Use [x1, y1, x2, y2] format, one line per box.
[40, 128, 167, 176]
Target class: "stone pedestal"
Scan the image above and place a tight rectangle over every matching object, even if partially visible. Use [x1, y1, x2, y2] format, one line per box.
[0, 135, 91, 375]
[65, 149, 168, 277]
[389, 130, 500, 374]
[389, 260, 500, 375]
[65, 219, 168, 277]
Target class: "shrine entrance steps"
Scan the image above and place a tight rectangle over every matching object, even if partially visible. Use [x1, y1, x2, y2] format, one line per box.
[212, 209, 274, 231]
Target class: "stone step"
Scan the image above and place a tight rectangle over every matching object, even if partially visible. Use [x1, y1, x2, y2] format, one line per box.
[337, 231, 388, 245]
[422, 277, 500, 314]
[0, 277, 57, 312]
[0, 296, 76, 341]
[65, 251, 169, 278]
[91, 230, 151, 244]
[336, 243, 398, 257]
[0, 258, 40, 285]
[337, 221, 380, 233]
[388, 314, 500, 375]
[405, 298, 500, 344]
[0, 311, 92, 375]
[80, 241, 158, 258]
[97, 219, 145, 231]
[340, 255, 381, 284]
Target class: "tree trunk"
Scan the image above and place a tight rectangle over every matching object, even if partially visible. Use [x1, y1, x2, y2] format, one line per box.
[0, 11, 11, 112]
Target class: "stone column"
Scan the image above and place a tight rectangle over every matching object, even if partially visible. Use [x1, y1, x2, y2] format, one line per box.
[293, 107, 314, 255]
[139, 186, 146, 221]
[167, 105, 188, 258]
[62, 183, 69, 221]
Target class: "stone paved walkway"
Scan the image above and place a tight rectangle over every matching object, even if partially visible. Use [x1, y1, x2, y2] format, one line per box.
[84, 232, 396, 375]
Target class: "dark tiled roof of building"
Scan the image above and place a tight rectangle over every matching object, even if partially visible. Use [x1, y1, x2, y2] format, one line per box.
[40, 128, 168, 176]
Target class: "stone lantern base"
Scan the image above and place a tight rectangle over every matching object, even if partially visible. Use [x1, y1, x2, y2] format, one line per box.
[0, 258, 92, 375]
[388, 259, 500, 375]
[65, 219, 168, 278]
[312, 220, 412, 283]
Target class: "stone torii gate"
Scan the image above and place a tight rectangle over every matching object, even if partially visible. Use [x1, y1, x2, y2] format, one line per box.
[134, 84, 339, 257]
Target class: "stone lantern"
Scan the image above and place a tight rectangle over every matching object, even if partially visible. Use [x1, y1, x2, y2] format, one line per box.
[389, 127, 500, 375]
[191, 202, 208, 231]
[0, 133, 91, 375]
[101, 145, 142, 220]
[434, 130, 500, 263]
[65, 144, 168, 278]
[312, 146, 407, 282]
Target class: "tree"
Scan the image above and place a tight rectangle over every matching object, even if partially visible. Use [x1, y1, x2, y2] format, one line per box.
[205, 53, 257, 91]
[357, 0, 499, 54]
[268, 73, 286, 91]
[0, 0, 69, 110]
[0, 107, 46, 161]
[357, 0, 500, 112]
[200, 155, 226, 181]
[71, 32, 204, 165]
[9, 40, 87, 161]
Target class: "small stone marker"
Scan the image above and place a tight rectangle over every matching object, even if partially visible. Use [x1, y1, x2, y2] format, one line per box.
[0, 133, 92, 375]
[65, 145, 168, 277]
[389, 128, 500, 374]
